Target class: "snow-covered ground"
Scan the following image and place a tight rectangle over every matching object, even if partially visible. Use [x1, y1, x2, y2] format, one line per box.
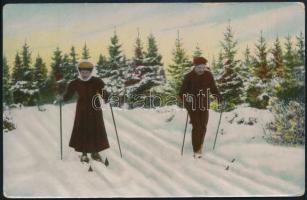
[3, 103, 305, 197]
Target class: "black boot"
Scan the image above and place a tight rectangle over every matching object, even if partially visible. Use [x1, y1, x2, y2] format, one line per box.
[91, 152, 102, 161]
[80, 152, 89, 163]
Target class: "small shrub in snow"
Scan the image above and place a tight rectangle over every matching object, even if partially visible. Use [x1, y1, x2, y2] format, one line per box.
[3, 113, 16, 133]
[266, 97, 305, 145]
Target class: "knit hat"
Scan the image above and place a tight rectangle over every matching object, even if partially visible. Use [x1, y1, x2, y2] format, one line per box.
[78, 60, 94, 72]
[193, 56, 208, 66]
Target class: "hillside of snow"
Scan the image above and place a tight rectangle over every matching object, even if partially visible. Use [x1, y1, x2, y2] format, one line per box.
[3, 103, 305, 197]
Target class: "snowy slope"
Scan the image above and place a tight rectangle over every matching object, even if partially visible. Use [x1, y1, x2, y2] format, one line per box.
[3, 103, 305, 197]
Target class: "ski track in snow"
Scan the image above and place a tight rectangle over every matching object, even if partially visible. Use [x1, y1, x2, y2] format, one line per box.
[3, 103, 305, 197]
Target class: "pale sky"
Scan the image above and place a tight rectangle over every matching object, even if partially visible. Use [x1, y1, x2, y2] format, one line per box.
[3, 2, 305, 71]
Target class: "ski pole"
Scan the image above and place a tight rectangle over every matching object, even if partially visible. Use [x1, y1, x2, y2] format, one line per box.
[181, 112, 189, 156]
[213, 104, 223, 150]
[109, 103, 123, 158]
[55, 69, 65, 161]
[59, 100, 63, 160]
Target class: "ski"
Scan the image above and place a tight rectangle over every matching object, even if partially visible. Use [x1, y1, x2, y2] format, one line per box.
[78, 155, 93, 172]
[91, 157, 109, 167]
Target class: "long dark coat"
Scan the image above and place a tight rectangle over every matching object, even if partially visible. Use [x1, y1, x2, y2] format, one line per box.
[63, 76, 110, 153]
[179, 69, 221, 153]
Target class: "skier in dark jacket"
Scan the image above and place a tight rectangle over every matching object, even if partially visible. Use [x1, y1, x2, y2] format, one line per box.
[58, 60, 110, 163]
[179, 56, 221, 158]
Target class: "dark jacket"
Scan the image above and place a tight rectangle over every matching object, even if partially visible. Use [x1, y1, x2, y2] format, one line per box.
[179, 69, 221, 111]
[63, 76, 110, 153]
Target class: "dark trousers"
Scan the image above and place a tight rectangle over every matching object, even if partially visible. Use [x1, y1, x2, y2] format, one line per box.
[187, 109, 209, 153]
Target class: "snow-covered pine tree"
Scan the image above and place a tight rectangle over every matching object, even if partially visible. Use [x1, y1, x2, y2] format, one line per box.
[240, 46, 252, 84]
[96, 53, 109, 78]
[193, 43, 203, 57]
[33, 54, 48, 89]
[271, 36, 284, 78]
[3, 57, 15, 131]
[212, 51, 224, 77]
[33, 54, 48, 106]
[211, 55, 217, 74]
[133, 29, 145, 66]
[105, 31, 127, 105]
[246, 31, 271, 108]
[284, 35, 296, 78]
[274, 34, 305, 103]
[296, 31, 305, 65]
[60, 53, 70, 82]
[10, 43, 38, 106]
[252, 31, 272, 81]
[167, 31, 192, 96]
[64, 46, 79, 80]
[144, 33, 163, 66]
[3, 56, 12, 105]
[125, 30, 145, 107]
[82, 42, 91, 59]
[50, 47, 63, 78]
[46, 47, 63, 100]
[238, 45, 253, 102]
[267, 97, 305, 145]
[125, 32, 166, 108]
[11, 52, 23, 104]
[143, 33, 166, 83]
[124, 29, 145, 90]
[216, 22, 243, 110]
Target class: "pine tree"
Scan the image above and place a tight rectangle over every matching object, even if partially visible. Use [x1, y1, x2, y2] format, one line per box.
[243, 45, 251, 67]
[11, 43, 38, 105]
[105, 30, 127, 100]
[239, 46, 252, 89]
[212, 51, 224, 77]
[296, 32, 305, 65]
[96, 53, 109, 78]
[33, 54, 48, 106]
[3, 56, 12, 105]
[33, 54, 48, 90]
[47, 47, 64, 99]
[21, 42, 33, 82]
[211, 55, 217, 75]
[246, 31, 271, 108]
[193, 43, 203, 57]
[144, 33, 163, 66]
[283, 35, 297, 78]
[216, 22, 243, 110]
[11, 52, 23, 84]
[70, 46, 78, 66]
[133, 29, 144, 67]
[82, 43, 90, 59]
[167, 31, 192, 94]
[51, 47, 63, 77]
[274, 34, 305, 103]
[220, 21, 237, 63]
[125, 32, 166, 108]
[65, 46, 79, 80]
[60, 53, 77, 81]
[252, 31, 271, 81]
[271, 36, 284, 78]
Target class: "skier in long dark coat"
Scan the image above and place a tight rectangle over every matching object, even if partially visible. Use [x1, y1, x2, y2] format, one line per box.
[179, 56, 221, 158]
[58, 61, 110, 163]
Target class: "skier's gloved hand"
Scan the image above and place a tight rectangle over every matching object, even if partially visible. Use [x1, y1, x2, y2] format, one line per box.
[54, 95, 64, 105]
[219, 101, 227, 110]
